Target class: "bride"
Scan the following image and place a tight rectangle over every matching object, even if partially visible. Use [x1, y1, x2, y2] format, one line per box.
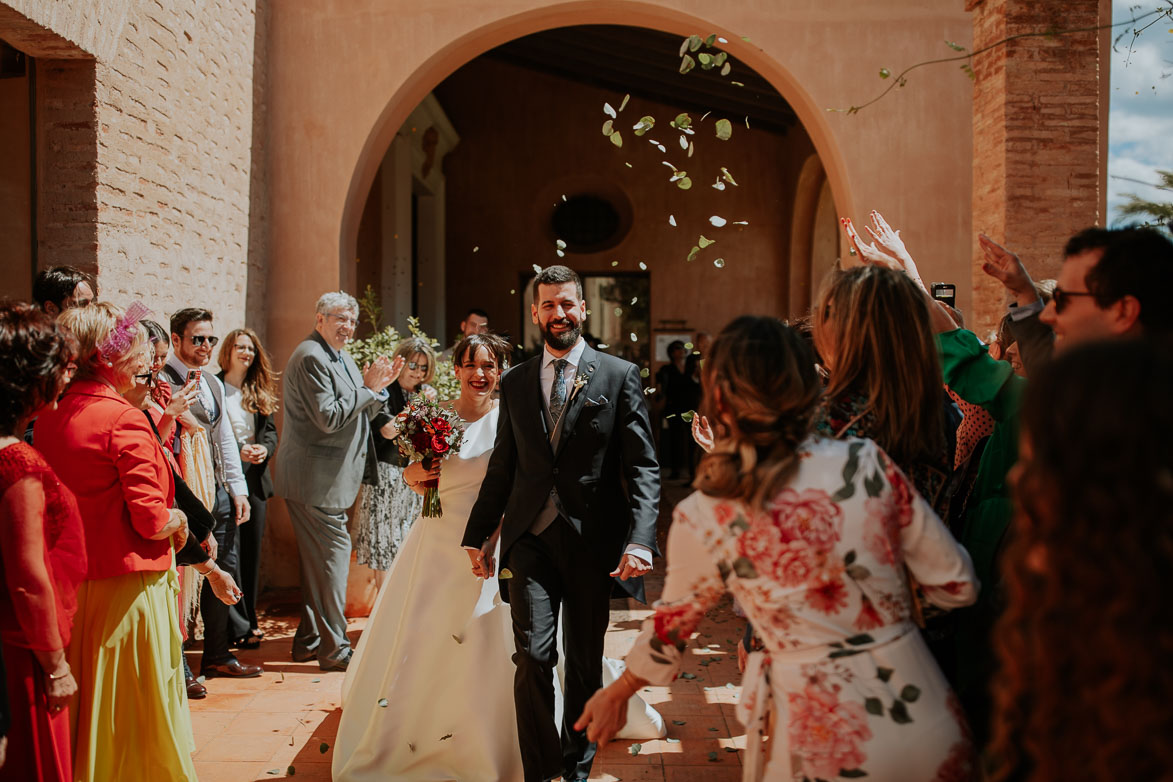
[333, 333, 663, 781]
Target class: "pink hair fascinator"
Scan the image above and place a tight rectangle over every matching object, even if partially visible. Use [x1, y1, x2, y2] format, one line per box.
[98, 300, 153, 359]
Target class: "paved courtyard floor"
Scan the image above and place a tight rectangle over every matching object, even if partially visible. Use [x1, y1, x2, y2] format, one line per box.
[190, 482, 749, 782]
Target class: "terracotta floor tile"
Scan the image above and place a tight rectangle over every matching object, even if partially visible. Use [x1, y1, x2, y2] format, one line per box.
[663, 765, 746, 782]
[190, 760, 273, 782]
[588, 762, 670, 781]
[195, 733, 294, 763]
[222, 710, 310, 736]
[188, 691, 260, 713]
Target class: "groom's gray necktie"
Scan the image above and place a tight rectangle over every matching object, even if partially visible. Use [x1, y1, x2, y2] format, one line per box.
[548, 358, 569, 425]
[531, 357, 571, 537]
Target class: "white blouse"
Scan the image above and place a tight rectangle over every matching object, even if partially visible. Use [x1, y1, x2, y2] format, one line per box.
[223, 381, 256, 446]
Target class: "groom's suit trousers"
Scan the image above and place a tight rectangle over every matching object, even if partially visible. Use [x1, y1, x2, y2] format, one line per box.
[509, 520, 614, 782]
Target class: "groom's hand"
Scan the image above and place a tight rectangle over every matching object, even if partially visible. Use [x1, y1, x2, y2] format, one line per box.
[611, 552, 652, 581]
[466, 546, 496, 579]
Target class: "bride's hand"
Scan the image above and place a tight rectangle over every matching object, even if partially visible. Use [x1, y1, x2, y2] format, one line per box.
[404, 459, 441, 493]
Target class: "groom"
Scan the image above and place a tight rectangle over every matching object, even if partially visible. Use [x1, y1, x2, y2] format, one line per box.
[463, 265, 660, 782]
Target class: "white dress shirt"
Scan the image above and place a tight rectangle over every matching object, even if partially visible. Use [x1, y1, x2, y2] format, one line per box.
[166, 354, 248, 498]
[541, 339, 652, 567]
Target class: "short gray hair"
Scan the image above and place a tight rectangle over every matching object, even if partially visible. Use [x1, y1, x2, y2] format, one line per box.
[315, 291, 358, 316]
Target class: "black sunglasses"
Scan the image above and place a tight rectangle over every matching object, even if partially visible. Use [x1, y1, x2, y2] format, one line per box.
[1051, 287, 1097, 314]
[189, 335, 219, 347]
[406, 361, 429, 371]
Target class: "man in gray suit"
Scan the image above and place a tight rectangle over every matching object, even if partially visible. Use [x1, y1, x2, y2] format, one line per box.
[274, 291, 402, 671]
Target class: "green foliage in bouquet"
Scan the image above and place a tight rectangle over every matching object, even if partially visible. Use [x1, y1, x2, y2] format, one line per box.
[345, 285, 461, 402]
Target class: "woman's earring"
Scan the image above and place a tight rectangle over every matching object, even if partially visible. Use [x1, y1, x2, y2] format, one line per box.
[105, 361, 114, 368]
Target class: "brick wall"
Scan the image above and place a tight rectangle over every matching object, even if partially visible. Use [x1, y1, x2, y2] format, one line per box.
[969, 0, 1107, 336]
[89, 0, 257, 331]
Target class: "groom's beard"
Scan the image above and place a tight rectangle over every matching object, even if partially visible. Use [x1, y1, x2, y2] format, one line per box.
[540, 318, 582, 351]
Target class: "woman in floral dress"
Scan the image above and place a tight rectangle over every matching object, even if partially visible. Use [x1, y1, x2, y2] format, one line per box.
[578, 316, 979, 782]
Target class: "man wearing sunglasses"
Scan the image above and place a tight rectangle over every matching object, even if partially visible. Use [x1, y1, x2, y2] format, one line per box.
[981, 227, 1173, 371]
[164, 307, 261, 682]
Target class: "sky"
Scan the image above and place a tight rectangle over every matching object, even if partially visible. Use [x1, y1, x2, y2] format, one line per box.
[1106, 2, 1173, 224]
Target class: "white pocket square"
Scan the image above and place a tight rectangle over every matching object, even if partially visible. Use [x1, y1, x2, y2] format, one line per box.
[585, 395, 609, 407]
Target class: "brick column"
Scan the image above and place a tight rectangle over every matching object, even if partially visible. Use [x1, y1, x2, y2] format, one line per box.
[968, 0, 1109, 337]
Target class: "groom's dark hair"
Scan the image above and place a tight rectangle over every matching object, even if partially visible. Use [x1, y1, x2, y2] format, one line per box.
[531, 265, 583, 303]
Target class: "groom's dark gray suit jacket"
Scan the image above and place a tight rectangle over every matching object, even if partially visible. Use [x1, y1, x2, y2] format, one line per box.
[462, 344, 661, 601]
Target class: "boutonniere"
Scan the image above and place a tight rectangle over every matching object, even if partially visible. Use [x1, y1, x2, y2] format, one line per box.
[573, 374, 588, 394]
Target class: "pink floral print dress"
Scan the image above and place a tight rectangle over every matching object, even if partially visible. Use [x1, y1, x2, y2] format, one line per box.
[624, 437, 979, 782]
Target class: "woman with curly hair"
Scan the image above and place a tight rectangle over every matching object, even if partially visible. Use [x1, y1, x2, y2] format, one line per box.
[990, 338, 1173, 782]
[0, 303, 85, 782]
[217, 327, 280, 648]
[579, 316, 979, 782]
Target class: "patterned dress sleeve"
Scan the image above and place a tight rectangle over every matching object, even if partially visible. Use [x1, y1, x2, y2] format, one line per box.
[876, 445, 979, 609]
[625, 496, 726, 684]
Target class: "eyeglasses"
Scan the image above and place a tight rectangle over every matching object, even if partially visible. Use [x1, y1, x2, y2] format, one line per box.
[328, 313, 358, 327]
[407, 361, 429, 372]
[189, 335, 219, 347]
[1051, 287, 1097, 314]
[233, 344, 256, 353]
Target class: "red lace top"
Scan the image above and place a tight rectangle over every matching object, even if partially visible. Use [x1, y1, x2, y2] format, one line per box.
[0, 441, 87, 651]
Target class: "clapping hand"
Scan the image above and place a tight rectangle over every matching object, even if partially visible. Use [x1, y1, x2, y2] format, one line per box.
[865, 211, 925, 290]
[979, 233, 1039, 305]
[362, 355, 406, 394]
[842, 217, 901, 270]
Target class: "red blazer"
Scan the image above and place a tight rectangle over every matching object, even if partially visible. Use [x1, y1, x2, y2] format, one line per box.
[35, 380, 175, 580]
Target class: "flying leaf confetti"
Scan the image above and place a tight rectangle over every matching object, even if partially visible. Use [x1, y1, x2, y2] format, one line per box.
[669, 215, 677, 226]
[718, 36, 728, 43]
[710, 216, 728, 227]
[698, 235, 716, 248]
[713, 179, 726, 191]
[638, 261, 648, 270]
[556, 239, 567, 249]
[713, 258, 726, 268]
[609, 131, 623, 148]
[679, 54, 695, 74]
[721, 62, 732, 77]
[640, 367, 650, 378]
[614, 307, 623, 316]
[630, 333, 638, 342]
[633, 116, 655, 136]
[671, 113, 693, 131]
[721, 167, 738, 186]
[611, 260, 619, 267]
[602, 120, 613, 136]
[630, 297, 638, 305]
[604, 102, 617, 118]
[687, 246, 701, 262]
[533, 264, 542, 273]
[732, 220, 749, 225]
[472, 246, 479, 252]
[677, 177, 693, 190]
[688, 141, 695, 158]
[679, 135, 689, 150]
[715, 119, 733, 141]
[619, 93, 630, 112]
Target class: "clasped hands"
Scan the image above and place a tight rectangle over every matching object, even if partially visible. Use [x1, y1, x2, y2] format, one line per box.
[362, 354, 406, 394]
[465, 545, 651, 581]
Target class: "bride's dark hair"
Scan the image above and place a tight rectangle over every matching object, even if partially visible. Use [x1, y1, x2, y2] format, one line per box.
[453, 332, 510, 370]
[695, 316, 821, 509]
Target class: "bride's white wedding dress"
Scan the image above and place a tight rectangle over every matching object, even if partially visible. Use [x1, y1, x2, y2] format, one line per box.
[333, 405, 664, 782]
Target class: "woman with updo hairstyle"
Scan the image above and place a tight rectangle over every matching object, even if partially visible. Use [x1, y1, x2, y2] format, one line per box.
[0, 303, 85, 782]
[813, 265, 954, 519]
[989, 338, 1173, 782]
[578, 316, 979, 782]
[34, 301, 198, 782]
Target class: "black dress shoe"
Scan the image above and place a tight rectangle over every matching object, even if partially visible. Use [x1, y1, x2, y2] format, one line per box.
[186, 676, 207, 699]
[319, 650, 353, 672]
[291, 647, 316, 663]
[202, 659, 264, 678]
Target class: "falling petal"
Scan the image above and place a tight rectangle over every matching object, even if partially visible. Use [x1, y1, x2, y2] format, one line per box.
[604, 102, 617, 118]
[671, 113, 692, 130]
[561, 194, 567, 201]
[745, 116, 751, 129]
[698, 235, 716, 248]
[644, 387, 655, 395]
[713, 258, 726, 268]
[509, 289, 516, 295]
[378, 698, 389, 708]
[556, 250, 565, 258]
[669, 215, 677, 226]
[640, 367, 651, 378]
[710, 215, 728, 227]
[661, 160, 676, 170]
[473, 246, 479, 252]
[718, 36, 728, 43]
[679, 135, 688, 150]
[609, 131, 623, 148]
[687, 246, 701, 262]
[638, 261, 648, 270]
[731, 80, 745, 87]
[619, 93, 630, 112]
[679, 54, 695, 74]
[721, 62, 732, 77]
[630, 333, 638, 342]
[713, 180, 726, 191]
[715, 118, 733, 141]
[624, 162, 633, 168]
[597, 343, 609, 349]
[611, 260, 619, 267]
[677, 177, 692, 190]
[533, 264, 542, 273]
[603, 120, 613, 136]
[656, 144, 666, 153]
[614, 307, 623, 316]
[721, 167, 738, 186]
[688, 142, 695, 158]
[689, 34, 703, 52]
[631, 297, 638, 305]
[685, 342, 694, 350]
[679, 37, 691, 57]
[556, 239, 567, 249]
[733, 220, 749, 225]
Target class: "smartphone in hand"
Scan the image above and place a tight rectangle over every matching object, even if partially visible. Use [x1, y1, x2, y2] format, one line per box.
[186, 368, 202, 387]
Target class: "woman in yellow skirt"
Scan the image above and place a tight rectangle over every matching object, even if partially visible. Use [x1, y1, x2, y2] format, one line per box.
[35, 302, 197, 781]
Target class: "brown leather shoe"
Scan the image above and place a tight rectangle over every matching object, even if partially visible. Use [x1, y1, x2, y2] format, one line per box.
[186, 676, 207, 699]
[201, 659, 264, 678]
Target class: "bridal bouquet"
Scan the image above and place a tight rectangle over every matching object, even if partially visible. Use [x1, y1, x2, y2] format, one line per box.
[395, 397, 466, 517]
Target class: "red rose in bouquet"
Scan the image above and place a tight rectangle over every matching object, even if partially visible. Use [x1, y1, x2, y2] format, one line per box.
[395, 396, 466, 517]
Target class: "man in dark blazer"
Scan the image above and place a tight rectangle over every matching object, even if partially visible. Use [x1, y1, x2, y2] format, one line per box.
[462, 265, 660, 782]
[274, 292, 401, 672]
